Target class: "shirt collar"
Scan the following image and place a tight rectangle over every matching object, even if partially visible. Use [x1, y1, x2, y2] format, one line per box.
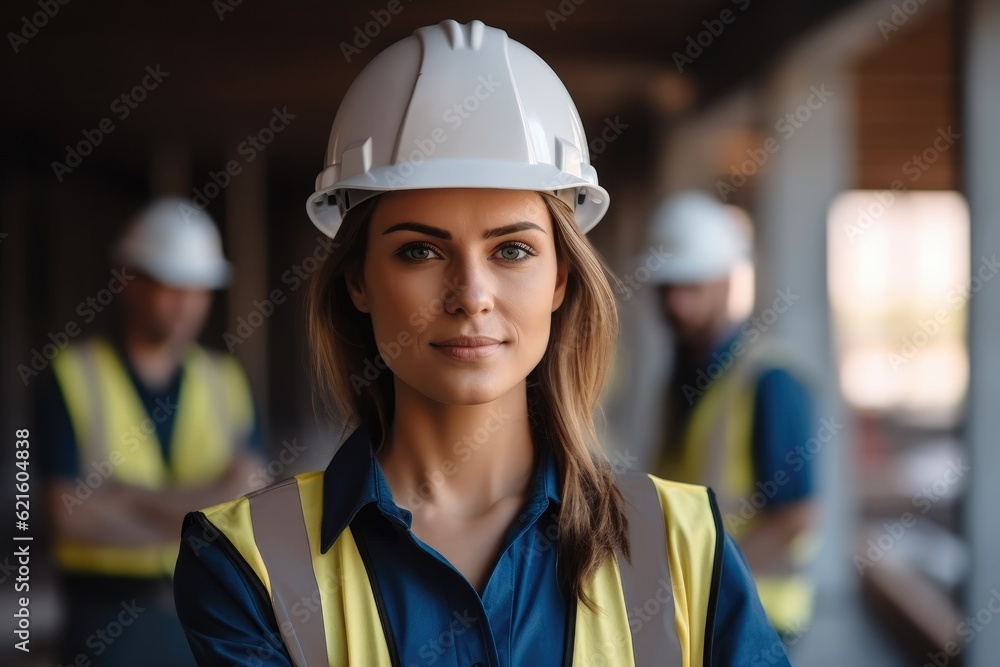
[673, 321, 745, 379]
[710, 321, 745, 361]
[320, 419, 562, 554]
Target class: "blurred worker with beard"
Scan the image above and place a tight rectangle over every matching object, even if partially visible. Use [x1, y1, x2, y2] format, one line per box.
[35, 198, 267, 666]
[648, 190, 818, 644]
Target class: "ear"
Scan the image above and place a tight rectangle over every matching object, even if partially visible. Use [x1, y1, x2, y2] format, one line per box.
[551, 257, 569, 312]
[346, 268, 370, 313]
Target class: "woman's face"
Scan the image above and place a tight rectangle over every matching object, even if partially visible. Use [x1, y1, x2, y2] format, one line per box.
[348, 188, 568, 405]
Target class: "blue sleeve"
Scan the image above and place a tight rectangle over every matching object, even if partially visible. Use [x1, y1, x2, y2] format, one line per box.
[711, 532, 790, 666]
[750, 368, 814, 508]
[173, 512, 293, 666]
[34, 369, 81, 479]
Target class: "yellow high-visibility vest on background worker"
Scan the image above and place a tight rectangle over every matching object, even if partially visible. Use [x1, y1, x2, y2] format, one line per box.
[51, 336, 254, 577]
[658, 342, 815, 635]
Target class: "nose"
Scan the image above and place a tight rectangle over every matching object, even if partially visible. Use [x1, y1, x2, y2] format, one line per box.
[443, 255, 494, 317]
[661, 286, 691, 319]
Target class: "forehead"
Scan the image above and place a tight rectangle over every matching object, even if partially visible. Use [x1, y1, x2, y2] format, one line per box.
[371, 188, 551, 232]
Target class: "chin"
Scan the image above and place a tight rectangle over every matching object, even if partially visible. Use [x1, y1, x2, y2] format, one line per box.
[396, 368, 524, 407]
[670, 324, 698, 345]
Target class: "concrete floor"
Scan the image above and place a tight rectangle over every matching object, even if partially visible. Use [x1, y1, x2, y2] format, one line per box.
[792, 587, 911, 667]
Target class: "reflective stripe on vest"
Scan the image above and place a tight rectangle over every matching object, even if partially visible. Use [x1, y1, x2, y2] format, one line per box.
[249, 479, 329, 665]
[657, 341, 815, 633]
[616, 471, 683, 664]
[204, 470, 720, 666]
[77, 341, 107, 462]
[51, 336, 254, 577]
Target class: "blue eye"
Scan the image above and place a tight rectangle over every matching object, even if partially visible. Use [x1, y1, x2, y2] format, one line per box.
[495, 242, 537, 262]
[398, 243, 440, 261]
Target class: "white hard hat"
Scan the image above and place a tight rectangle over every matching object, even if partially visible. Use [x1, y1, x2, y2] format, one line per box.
[646, 190, 750, 285]
[113, 198, 231, 289]
[306, 19, 610, 239]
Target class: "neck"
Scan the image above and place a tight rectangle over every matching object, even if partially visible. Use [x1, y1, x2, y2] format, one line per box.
[120, 323, 187, 390]
[378, 379, 536, 519]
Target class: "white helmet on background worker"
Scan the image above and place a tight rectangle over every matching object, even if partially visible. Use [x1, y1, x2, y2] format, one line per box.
[113, 198, 231, 289]
[646, 190, 751, 285]
[305, 19, 610, 239]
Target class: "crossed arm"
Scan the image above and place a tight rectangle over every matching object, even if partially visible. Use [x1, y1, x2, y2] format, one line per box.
[45, 453, 266, 546]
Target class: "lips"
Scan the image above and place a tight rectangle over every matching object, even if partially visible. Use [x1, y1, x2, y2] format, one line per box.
[430, 335, 504, 361]
[431, 336, 503, 347]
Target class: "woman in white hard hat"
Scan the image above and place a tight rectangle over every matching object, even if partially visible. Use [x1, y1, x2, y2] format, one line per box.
[173, 19, 789, 666]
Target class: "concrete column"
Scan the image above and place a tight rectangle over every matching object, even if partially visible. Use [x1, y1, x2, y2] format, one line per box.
[754, 50, 854, 596]
[963, 0, 1000, 663]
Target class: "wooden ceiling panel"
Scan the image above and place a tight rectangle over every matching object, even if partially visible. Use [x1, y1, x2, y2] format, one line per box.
[853, 0, 958, 191]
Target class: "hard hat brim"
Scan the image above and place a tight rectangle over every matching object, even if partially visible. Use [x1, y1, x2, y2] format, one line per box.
[118, 252, 232, 290]
[306, 159, 610, 240]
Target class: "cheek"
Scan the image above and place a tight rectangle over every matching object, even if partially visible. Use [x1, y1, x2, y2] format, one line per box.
[698, 296, 718, 322]
[147, 294, 173, 321]
[501, 270, 556, 349]
[184, 292, 209, 312]
[670, 294, 695, 319]
[365, 265, 438, 344]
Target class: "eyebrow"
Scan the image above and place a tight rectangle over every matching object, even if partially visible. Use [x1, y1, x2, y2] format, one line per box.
[381, 221, 547, 240]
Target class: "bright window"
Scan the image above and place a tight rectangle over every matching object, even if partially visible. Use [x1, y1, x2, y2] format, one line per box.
[827, 190, 969, 424]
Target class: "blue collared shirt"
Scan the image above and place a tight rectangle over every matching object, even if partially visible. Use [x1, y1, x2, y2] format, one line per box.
[174, 422, 788, 666]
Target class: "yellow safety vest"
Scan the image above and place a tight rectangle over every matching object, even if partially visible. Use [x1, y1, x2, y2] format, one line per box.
[51, 336, 254, 577]
[657, 341, 814, 634]
[196, 470, 723, 666]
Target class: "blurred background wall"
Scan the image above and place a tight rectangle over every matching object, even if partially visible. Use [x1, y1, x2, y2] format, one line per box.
[1, 0, 997, 664]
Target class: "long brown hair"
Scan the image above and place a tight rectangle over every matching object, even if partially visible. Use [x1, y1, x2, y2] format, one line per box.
[306, 191, 629, 610]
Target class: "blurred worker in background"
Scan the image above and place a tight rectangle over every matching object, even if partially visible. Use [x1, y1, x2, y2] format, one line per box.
[36, 198, 267, 666]
[648, 190, 818, 642]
